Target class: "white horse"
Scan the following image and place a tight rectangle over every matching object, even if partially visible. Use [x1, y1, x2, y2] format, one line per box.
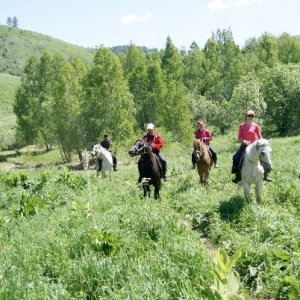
[91, 144, 113, 180]
[241, 139, 272, 204]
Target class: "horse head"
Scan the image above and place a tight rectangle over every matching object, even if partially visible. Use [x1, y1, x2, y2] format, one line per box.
[91, 144, 103, 158]
[256, 139, 273, 172]
[193, 139, 206, 162]
[128, 139, 151, 157]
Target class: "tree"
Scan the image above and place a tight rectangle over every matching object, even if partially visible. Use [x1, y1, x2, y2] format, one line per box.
[229, 72, 266, 127]
[183, 46, 206, 95]
[52, 61, 83, 162]
[161, 80, 192, 142]
[255, 33, 278, 69]
[260, 64, 300, 135]
[203, 28, 244, 101]
[121, 44, 148, 129]
[161, 36, 184, 81]
[14, 52, 57, 150]
[276, 33, 300, 64]
[81, 47, 136, 145]
[142, 61, 167, 128]
[6, 17, 12, 26]
[12, 17, 19, 28]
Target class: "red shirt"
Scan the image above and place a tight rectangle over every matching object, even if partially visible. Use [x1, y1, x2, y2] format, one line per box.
[143, 132, 163, 152]
[194, 128, 212, 145]
[238, 122, 262, 144]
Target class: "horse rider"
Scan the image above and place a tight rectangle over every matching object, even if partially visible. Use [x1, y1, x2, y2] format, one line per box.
[99, 133, 118, 171]
[191, 120, 219, 170]
[138, 123, 169, 182]
[231, 110, 271, 183]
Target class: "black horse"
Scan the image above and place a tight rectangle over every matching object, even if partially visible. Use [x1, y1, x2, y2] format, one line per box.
[129, 139, 162, 200]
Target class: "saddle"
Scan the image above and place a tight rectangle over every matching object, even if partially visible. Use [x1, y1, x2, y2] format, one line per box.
[154, 154, 163, 173]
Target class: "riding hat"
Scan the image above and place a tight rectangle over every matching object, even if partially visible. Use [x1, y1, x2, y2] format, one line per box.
[147, 123, 155, 130]
[104, 133, 109, 138]
[197, 120, 204, 126]
[246, 110, 255, 116]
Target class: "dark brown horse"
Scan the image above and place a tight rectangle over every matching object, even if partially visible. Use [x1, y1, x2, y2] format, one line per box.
[193, 139, 213, 186]
[129, 139, 162, 200]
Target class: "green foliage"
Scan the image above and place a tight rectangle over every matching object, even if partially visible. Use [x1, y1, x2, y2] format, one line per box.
[81, 47, 136, 144]
[14, 193, 44, 218]
[57, 167, 87, 190]
[261, 63, 300, 135]
[0, 73, 20, 149]
[201, 248, 246, 299]
[230, 73, 266, 127]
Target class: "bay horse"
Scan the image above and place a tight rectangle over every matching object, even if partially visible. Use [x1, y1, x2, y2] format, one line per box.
[128, 139, 162, 200]
[91, 144, 113, 180]
[241, 139, 272, 204]
[193, 139, 213, 186]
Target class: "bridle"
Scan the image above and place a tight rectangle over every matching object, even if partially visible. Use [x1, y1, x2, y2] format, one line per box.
[132, 141, 148, 156]
[258, 144, 272, 170]
[194, 142, 204, 161]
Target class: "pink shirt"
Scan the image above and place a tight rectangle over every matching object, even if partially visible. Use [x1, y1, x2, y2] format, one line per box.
[238, 122, 262, 144]
[194, 128, 212, 145]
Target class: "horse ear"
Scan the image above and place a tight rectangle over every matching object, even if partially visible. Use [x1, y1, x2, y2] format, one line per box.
[268, 139, 272, 144]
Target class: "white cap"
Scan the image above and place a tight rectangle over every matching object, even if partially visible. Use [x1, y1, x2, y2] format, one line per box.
[146, 123, 155, 130]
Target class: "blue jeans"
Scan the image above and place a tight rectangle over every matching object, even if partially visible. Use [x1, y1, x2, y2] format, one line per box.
[232, 145, 246, 174]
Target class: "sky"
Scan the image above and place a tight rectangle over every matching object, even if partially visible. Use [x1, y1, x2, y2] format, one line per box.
[1, 0, 299, 50]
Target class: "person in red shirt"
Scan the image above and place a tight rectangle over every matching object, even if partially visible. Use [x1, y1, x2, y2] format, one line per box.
[138, 123, 169, 181]
[191, 120, 219, 169]
[231, 110, 265, 183]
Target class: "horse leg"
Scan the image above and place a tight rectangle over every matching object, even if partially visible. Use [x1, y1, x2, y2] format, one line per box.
[242, 182, 251, 202]
[109, 169, 112, 181]
[255, 182, 263, 204]
[204, 171, 209, 186]
[143, 185, 150, 198]
[154, 182, 160, 201]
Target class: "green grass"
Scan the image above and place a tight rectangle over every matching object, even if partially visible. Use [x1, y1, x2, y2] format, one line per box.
[0, 134, 300, 299]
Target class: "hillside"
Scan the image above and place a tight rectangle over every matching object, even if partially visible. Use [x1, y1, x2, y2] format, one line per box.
[0, 25, 96, 76]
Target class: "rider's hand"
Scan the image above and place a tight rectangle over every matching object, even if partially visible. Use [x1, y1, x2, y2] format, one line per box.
[243, 140, 250, 145]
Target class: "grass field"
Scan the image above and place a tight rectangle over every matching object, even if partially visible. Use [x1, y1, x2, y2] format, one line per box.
[1, 133, 300, 299]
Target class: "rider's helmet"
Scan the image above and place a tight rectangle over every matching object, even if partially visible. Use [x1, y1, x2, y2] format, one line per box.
[147, 123, 155, 130]
[104, 133, 109, 138]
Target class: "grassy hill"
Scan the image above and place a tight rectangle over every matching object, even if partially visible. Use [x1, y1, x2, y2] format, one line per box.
[0, 73, 20, 149]
[0, 25, 96, 76]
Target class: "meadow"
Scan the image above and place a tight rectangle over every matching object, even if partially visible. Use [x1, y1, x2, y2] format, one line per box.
[1, 132, 300, 299]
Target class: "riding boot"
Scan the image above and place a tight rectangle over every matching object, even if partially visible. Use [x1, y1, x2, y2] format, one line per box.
[232, 172, 241, 184]
[113, 165, 118, 171]
[190, 163, 195, 170]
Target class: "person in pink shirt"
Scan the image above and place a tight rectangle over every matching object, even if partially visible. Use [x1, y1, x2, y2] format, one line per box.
[191, 120, 219, 169]
[231, 110, 262, 183]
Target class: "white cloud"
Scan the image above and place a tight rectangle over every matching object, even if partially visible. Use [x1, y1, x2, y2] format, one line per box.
[208, 0, 264, 12]
[120, 12, 153, 24]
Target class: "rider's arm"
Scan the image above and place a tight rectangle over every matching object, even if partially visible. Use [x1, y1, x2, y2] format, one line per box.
[152, 135, 163, 152]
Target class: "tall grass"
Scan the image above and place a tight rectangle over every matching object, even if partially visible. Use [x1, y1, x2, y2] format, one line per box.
[0, 133, 300, 299]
